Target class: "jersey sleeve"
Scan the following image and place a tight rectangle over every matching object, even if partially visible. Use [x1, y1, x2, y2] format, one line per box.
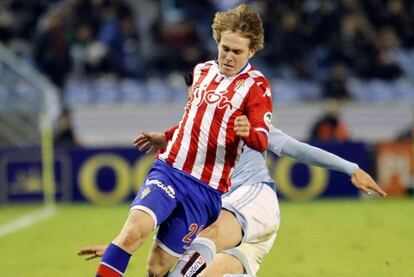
[267, 125, 291, 156]
[280, 135, 359, 175]
[268, 124, 358, 175]
[164, 124, 179, 142]
[156, 124, 179, 157]
[243, 77, 273, 152]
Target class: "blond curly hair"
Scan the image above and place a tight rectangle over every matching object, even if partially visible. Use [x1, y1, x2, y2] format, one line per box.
[212, 4, 264, 51]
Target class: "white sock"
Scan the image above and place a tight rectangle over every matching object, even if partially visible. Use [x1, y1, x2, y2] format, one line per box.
[168, 237, 216, 277]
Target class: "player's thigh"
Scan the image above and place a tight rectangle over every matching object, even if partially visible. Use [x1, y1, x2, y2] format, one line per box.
[223, 232, 277, 275]
[147, 244, 178, 276]
[199, 209, 243, 252]
[222, 182, 280, 243]
[154, 175, 221, 256]
[199, 253, 244, 277]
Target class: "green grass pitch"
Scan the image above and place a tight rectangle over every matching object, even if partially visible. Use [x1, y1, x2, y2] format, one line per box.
[0, 198, 413, 276]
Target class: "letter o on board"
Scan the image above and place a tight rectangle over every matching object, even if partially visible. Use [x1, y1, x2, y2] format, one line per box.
[274, 157, 328, 200]
[79, 154, 131, 205]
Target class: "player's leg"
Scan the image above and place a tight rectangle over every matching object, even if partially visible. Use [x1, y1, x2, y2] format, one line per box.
[152, 168, 222, 277]
[169, 182, 279, 277]
[168, 209, 242, 276]
[96, 162, 178, 277]
[216, 232, 277, 277]
[96, 210, 155, 277]
[147, 244, 179, 277]
[199, 253, 244, 276]
[112, 210, 155, 252]
[199, 209, 243, 252]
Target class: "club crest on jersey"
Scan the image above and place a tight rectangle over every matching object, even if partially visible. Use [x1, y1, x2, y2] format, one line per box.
[140, 187, 151, 199]
[234, 79, 245, 91]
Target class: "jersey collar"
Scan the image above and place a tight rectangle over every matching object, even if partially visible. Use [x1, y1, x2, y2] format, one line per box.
[214, 60, 251, 79]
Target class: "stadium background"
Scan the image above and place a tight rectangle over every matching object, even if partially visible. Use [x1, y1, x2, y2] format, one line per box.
[0, 0, 413, 276]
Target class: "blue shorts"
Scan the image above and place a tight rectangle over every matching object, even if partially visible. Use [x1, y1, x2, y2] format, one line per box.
[131, 160, 222, 256]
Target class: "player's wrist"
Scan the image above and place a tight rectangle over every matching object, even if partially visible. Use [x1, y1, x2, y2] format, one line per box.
[348, 163, 359, 176]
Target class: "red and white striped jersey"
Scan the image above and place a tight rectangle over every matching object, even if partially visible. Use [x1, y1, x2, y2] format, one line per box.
[158, 60, 273, 192]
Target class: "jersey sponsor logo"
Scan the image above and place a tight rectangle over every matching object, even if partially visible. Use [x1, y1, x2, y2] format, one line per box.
[145, 179, 176, 199]
[191, 86, 233, 110]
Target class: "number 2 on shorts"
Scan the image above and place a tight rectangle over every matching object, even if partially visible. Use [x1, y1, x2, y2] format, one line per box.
[182, 224, 204, 243]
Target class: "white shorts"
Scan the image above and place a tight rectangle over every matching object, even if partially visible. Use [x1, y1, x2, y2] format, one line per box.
[221, 182, 280, 275]
[222, 182, 280, 243]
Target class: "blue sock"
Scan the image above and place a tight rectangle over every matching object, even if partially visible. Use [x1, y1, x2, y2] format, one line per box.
[96, 243, 131, 277]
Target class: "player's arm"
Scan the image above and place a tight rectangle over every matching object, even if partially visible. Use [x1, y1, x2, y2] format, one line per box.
[236, 80, 273, 152]
[234, 115, 268, 152]
[132, 125, 178, 153]
[270, 126, 387, 197]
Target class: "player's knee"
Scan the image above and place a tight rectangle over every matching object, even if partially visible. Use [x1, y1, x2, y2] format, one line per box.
[146, 263, 169, 277]
[199, 221, 219, 242]
[147, 244, 177, 276]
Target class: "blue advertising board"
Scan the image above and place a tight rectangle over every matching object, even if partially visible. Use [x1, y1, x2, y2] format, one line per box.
[0, 148, 72, 202]
[0, 142, 369, 204]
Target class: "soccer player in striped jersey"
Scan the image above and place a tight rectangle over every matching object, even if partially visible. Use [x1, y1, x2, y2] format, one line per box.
[93, 4, 273, 277]
[79, 125, 386, 276]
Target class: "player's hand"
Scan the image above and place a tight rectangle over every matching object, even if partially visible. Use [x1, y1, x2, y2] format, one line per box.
[234, 115, 251, 138]
[351, 168, 387, 197]
[133, 132, 167, 154]
[78, 245, 107, 260]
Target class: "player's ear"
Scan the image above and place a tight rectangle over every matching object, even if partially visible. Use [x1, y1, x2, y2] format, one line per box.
[248, 48, 256, 59]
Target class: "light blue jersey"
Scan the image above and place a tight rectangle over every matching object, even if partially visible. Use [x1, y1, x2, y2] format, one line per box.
[229, 125, 358, 193]
[230, 127, 289, 191]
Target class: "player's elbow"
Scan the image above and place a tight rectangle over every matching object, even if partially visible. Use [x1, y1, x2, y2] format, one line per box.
[255, 141, 268, 152]
[244, 129, 268, 152]
[247, 139, 267, 152]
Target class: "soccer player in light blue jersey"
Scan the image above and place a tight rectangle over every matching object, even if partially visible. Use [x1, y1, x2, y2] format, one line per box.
[79, 123, 386, 276]
[167, 121, 387, 277]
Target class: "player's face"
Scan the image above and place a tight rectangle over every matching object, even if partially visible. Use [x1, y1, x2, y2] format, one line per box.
[217, 31, 256, 77]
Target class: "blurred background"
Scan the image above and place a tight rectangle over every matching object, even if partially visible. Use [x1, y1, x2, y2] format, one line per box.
[0, 0, 412, 204]
[0, 0, 413, 276]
